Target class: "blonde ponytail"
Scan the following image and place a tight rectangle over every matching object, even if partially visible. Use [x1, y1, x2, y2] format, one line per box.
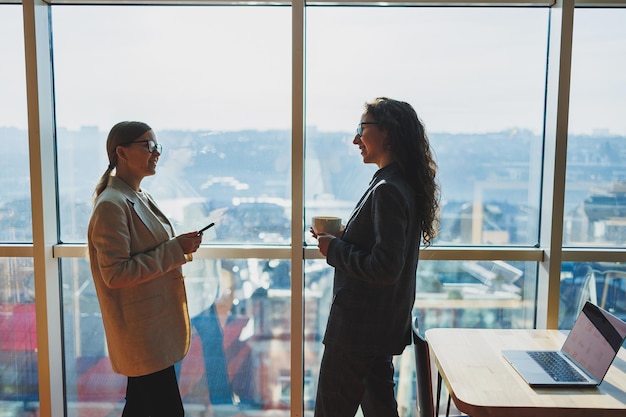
[93, 166, 114, 203]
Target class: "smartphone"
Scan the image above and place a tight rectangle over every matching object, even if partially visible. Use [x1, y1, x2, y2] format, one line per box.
[197, 222, 215, 236]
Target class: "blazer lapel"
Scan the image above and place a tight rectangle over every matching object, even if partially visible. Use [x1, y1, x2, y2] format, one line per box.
[108, 177, 171, 242]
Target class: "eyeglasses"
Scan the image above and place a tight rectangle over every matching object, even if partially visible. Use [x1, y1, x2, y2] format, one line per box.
[131, 139, 162, 154]
[356, 122, 378, 137]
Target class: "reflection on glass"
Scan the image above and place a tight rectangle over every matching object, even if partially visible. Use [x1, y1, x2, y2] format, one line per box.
[304, 7, 545, 414]
[565, 9, 626, 247]
[306, 7, 548, 246]
[0, 258, 39, 414]
[414, 260, 535, 331]
[560, 261, 626, 330]
[0, 6, 30, 243]
[56, 126, 292, 244]
[304, 258, 536, 414]
[51, 5, 291, 244]
[62, 257, 291, 416]
[414, 260, 535, 415]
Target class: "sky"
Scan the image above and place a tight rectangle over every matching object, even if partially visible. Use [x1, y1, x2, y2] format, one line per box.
[2, 4, 625, 135]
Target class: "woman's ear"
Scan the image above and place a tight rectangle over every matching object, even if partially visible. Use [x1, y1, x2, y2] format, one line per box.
[383, 131, 392, 151]
[115, 145, 128, 162]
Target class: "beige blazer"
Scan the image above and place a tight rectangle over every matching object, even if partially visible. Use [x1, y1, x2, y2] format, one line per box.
[87, 176, 190, 377]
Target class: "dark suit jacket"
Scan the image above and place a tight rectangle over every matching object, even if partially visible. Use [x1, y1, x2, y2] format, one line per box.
[324, 163, 419, 355]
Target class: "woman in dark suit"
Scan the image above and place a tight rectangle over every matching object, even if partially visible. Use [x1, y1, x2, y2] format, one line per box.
[87, 121, 204, 417]
[312, 98, 440, 417]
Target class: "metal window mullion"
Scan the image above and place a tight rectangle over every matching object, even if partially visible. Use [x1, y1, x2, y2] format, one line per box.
[0, 245, 34, 257]
[42, 0, 556, 6]
[51, 244, 626, 263]
[291, 1, 306, 416]
[22, 1, 65, 416]
[537, 0, 575, 329]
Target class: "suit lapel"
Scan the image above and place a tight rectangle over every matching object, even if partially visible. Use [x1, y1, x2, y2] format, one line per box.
[108, 177, 172, 241]
[344, 181, 379, 233]
[344, 166, 396, 233]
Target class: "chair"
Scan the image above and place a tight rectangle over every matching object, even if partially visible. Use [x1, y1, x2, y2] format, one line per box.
[600, 270, 626, 314]
[412, 318, 462, 417]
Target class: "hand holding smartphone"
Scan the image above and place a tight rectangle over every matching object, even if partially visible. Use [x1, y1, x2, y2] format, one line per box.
[197, 222, 215, 236]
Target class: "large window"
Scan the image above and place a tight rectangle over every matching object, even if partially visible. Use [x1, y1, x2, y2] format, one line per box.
[564, 8, 626, 247]
[303, 6, 547, 415]
[303, 5, 547, 329]
[305, 7, 548, 247]
[0, 5, 38, 414]
[61, 257, 292, 415]
[5, 1, 626, 417]
[53, 5, 292, 244]
[559, 8, 626, 331]
[51, 5, 293, 415]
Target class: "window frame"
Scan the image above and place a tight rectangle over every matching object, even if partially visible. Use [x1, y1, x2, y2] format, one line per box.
[3, 0, 626, 416]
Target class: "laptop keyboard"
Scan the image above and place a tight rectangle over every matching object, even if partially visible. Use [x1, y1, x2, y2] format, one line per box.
[527, 351, 589, 382]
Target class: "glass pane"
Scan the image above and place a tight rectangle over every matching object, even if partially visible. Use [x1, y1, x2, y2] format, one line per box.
[0, 5, 30, 243]
[305, 7, 548, 246]
[560, 261, 626, 330]
[414, 260, 536, 330]
[303, 259, 537, 332]
[0, 258, 39, 412]
[52, 5, 291, 244]
[304, 258, 536, 414]
[56, 127, 292, 245]
[304, 7, 546, 415]
[565, 9, 626, 247]
[62, 257, 291, 416]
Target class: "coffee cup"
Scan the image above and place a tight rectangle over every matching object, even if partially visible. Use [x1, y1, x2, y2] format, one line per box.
[312, 216, 342, 235]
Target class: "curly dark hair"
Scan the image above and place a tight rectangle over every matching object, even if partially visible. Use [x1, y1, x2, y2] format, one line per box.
[364, 97, 440, 246]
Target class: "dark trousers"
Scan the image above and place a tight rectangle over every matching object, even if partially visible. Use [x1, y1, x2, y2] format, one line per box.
[121, 365, 184, 417]
[314, 346, 399, 417]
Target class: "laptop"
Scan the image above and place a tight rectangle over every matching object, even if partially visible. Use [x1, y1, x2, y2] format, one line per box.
[503, 301, 626, 387]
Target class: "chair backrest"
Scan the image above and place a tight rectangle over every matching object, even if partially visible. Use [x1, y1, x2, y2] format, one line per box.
[412, 318, 435, 417]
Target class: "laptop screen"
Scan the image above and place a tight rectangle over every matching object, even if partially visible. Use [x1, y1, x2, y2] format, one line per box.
[563, 302, 626, 381]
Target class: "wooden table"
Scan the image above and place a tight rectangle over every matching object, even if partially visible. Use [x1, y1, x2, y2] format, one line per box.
[425, 328, 626, 417]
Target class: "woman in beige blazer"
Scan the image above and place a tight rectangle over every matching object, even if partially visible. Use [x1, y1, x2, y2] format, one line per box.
[88, 121, 204, 417]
